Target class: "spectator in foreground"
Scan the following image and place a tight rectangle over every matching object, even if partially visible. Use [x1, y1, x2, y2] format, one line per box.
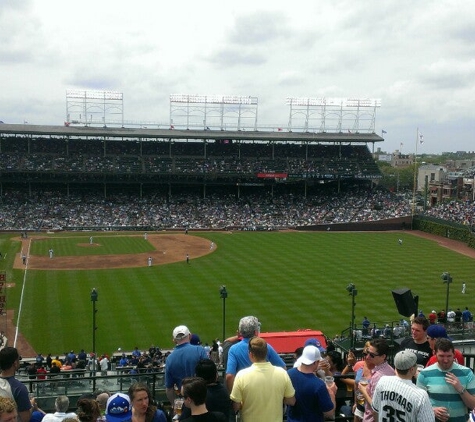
[425, 325, 464, 367]
[41, 396, 76, 422]
[180, 377, 225, 422]
[372, 351, 434, 422]
[400, 316, 432, 366]
[358, 338, 395, 422]
[417, 338, 475, 422]
[0, 347, 32, 422]
[128, 382, 166, 422]
[76, 398, 101, 422]
[230, 337, 295, 421]
[0, 397, 18, 422]
[95, 392, 110, 421]
[287, 345, 335, 421]
[225, 316, 285, 392]
[165, 325, 208, 411]
[179, 359, 230, 421]
[105, 393, 132, 422]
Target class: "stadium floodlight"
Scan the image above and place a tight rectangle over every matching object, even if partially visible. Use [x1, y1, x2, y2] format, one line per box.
[345, 283, 357, 349]
[219, 286, 228, 342]
[286, 97, 381, 107]
[441, 272, 452, 315]
[170, 94, 258, 130]
[170, 94, 257, 105]
[286, 97, 381, 133]
[90, 288, 98, 390]
[66, 89, 124, 127]
[67, 89, 123, 101]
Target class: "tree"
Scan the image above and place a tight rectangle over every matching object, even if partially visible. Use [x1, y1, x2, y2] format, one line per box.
[376, 162, 415, 192]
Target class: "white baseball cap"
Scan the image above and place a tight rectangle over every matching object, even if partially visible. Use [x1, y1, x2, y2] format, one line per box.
[299, 345, 322, 365]
[173, 325, 190, 340]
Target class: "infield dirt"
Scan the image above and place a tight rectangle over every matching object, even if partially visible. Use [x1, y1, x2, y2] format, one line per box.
[13, 233, 211, 270]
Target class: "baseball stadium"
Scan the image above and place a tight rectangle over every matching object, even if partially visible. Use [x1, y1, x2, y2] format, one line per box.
[0, 93, 474, 416]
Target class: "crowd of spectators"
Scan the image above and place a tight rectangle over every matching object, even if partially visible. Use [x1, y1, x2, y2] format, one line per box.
[0, 187, 412, 231]
[0, 136, 381, 179]
[423, 199, 475, 226]
[8, 134, 475, 230]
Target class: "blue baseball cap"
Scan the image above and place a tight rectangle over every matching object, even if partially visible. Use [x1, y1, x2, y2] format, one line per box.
[426, 325, 451, 340]
[190, 333, 201, 345]
[106, 393, 132, 422]
[304, 338, 326, 353]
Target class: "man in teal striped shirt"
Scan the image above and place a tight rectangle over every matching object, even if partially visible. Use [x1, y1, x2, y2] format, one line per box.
[417, 338, 475, 422]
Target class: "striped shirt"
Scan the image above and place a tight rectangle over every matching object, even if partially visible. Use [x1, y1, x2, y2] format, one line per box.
[417, 361, 475, 422]
[372, 375, 435, 422]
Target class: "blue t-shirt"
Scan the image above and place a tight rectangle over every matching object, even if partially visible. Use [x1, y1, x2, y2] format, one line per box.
[3, 376, 31, 412]
[152, 409, 167, 422]
[287, 368, 334, 422]
[225, 338, 285, 375]
[165, 343, 208, 389]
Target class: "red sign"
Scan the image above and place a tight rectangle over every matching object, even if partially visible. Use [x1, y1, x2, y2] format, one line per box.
[256, 173, 288, 179]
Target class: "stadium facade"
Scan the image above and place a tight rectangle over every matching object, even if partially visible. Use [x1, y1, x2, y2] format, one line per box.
[0, 123, 383, 195]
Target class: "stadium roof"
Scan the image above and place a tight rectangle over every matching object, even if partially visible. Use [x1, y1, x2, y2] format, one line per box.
[0, 123, 384, 144]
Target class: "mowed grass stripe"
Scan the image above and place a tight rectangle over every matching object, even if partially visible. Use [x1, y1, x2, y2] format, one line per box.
[5, 231, 475, 355]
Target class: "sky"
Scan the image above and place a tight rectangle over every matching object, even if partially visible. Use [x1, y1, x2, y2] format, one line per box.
[1, 0, 475, 154]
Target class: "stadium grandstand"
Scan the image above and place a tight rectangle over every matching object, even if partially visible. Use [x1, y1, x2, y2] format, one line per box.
[0, 93, 417, 230]
[0, 123, 416, 231]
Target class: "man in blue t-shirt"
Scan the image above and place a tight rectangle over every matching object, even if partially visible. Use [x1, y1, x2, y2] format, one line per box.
[165, 325, 208, 408]
[462, 307, 473, 325]
[0, 347, 32, 422]
[287, 345, 335, 422]
[225, 315, 285, 392]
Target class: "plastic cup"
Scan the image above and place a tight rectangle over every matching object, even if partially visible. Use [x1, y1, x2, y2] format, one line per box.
[174, 398, 184, 416]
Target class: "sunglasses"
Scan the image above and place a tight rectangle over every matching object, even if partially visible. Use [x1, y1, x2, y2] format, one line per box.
[364, 351, 380, 358]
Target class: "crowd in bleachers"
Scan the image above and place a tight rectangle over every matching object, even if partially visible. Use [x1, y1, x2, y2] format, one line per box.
[0, 187, 412, 231]
[0, 136, 381, 179]
[423, 199, 475, 226]
[5, 134, 475, 230]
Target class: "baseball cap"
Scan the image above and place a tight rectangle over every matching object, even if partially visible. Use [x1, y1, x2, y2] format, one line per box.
[300, 345, 322, 365]
[173, 325, 191, 340]
[394, 350, 417, 371]
[426, 325, 449, 339]
[106, 393, 132, 422]
[304, 338, 326, 353]
[190, 333, 201, 345]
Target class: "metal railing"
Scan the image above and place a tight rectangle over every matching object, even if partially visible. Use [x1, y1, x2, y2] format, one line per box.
[21, 371, 166, 412]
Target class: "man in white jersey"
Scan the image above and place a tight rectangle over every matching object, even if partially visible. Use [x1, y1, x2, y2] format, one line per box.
[372, 350, 434, 422]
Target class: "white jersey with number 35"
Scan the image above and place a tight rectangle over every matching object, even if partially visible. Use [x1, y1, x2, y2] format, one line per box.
[372, 375, 435, 422]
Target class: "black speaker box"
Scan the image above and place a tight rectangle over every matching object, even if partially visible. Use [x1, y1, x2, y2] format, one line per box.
[392, 288, 417, 317]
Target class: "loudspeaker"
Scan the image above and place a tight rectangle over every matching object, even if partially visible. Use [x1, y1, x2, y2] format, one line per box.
[392, 288, 417, 317]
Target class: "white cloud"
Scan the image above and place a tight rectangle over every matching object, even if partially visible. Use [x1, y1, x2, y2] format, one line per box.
[0, 0, 475, 152]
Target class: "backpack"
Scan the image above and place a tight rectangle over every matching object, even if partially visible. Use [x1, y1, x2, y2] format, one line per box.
[0, 378, 14, 400]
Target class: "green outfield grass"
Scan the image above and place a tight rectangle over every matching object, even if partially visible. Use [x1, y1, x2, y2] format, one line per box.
[1, 231, 474, 356]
